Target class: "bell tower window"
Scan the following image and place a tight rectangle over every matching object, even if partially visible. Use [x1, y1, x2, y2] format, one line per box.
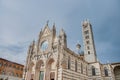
[88, 51, 90, 54]
[104, 67, 108, 76]
[92, 66, 96, 76]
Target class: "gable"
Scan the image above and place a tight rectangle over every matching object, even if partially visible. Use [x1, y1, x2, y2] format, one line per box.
[42, 25, 51, 37]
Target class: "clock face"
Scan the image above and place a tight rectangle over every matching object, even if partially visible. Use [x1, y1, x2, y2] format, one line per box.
[41, 40, 48, 51]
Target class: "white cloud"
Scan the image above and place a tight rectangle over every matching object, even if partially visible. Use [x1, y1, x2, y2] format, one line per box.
[0, 40, 30, 64]
[0, 0, 120, 64]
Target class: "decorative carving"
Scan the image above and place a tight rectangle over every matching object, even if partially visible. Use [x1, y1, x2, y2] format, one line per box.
[34, 52, 52, 60]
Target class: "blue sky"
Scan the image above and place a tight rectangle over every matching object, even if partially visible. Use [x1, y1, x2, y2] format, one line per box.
[0, 0, 120, 64]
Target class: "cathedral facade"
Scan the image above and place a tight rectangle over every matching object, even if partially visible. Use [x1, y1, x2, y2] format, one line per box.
[24, 20, 120, 80]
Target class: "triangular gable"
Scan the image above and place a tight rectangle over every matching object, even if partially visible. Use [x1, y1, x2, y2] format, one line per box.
[42, 25, 51, 37]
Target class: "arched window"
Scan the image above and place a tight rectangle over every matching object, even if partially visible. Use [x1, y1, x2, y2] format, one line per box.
[92, 66, 96, 76]
[75, 60, 77, 72]
[86, 66, 88, 75]
[104, 67, 108, 76]
[81, 63, 83, 74]
[68, 56, 70, 69]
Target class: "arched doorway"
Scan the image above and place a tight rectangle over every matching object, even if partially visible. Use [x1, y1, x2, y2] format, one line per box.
[45, 58, 55, 80]
[26, 62, 34, 80]
[114, 66, 120, 80]
[35, 60, 44, 80]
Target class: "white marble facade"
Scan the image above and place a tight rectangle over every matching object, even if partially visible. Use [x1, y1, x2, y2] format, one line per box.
[24, 20, 120, 80]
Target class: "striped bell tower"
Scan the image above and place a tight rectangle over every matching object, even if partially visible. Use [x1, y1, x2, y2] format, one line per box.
[82, 20, 97, 63]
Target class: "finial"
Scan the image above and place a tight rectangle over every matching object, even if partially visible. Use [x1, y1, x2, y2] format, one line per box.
[61, 28, 64, 32]
[76, 43, 81, 50]
[59, 28, 66, 36]
[76, 43, 81, 54]
[53, 22, 55, 28]
[52, 23, 56, 31]
[60, 28, 64, 34]
[46, 20, 49, 26]
[53, 22, 55, 26]
[76, 40, 81, 54]
[85, 18, 90, 23]
[107, 60, 110, 64]
[33, 40, 35, 45]
[86, 18, 88, 21]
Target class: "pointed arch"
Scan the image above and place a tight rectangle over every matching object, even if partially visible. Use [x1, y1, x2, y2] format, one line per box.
[35, 60, 44, 80]
[36, 60, 44, 70]
[45, 58, 55, 80]
[104, 67, 108, 76]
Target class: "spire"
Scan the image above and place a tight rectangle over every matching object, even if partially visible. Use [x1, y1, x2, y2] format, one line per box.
[46, 20, 49, 26]
[59, 28, 67, 47]
[38, 29, 42, 39]
[52, 23, 56, 31]
[32, 40, 35, 46]
[44, 20, 49, 29]
[59, 28, 66, 36]
[52, 23, 56, 37]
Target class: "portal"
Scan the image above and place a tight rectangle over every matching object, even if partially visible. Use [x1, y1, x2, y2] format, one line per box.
[39, 71, 44, 80]
[50, 72, 55, 80]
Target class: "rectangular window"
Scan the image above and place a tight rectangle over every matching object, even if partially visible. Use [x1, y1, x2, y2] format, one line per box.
[2, 71, 5, 75]
[13, 65, 16, 68]
[4, 63, 7, 67]
[39, 71, 44, 80]
[75, 60, 77, 72]
[17, 67, 20, 70]
[81, 63, 83, 74]
[68, 57, 70, 69]
[21, 68, 23, 71]
[92, 66, 96, 76]
[0, 62, 3, 67]
[9, 64, 11, 67]
[86, 66, 88, 75]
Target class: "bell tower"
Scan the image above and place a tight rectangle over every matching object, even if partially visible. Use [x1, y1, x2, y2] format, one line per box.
[82, 20, 97, 63]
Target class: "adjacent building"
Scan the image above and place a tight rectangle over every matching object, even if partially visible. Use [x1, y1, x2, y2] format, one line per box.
[24, 20, 120, 80]
[0, 58, 24, 80]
